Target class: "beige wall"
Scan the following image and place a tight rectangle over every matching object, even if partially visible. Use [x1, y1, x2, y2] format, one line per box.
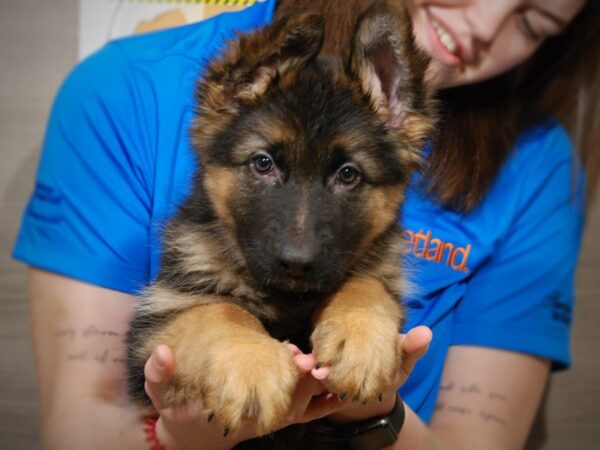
[0, 1, 598, 448]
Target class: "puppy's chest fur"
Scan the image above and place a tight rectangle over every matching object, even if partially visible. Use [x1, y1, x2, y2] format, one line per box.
[155, 211, 404, 352]
[158, 234, 323, 351]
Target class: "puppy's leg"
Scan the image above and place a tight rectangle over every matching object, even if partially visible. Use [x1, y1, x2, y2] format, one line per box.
[311, 276, 403, 403]
[143, 301, 298, 436]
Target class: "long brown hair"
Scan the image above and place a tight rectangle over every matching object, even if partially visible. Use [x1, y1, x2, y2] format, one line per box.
[276, 0, 600, 212]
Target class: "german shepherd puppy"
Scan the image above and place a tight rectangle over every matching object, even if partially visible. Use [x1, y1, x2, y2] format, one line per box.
[127, 1, 434, 447]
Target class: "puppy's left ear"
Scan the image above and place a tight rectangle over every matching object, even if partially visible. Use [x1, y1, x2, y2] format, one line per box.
[351, 1, 434, 143]
[198, 13, 324, 111]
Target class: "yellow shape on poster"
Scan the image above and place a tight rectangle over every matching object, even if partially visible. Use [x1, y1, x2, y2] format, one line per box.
[130, 0, 259, 34]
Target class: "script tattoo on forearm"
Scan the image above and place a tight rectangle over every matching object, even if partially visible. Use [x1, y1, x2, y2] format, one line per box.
[54, 324, 127, 366]
[435, 381, 508, 427]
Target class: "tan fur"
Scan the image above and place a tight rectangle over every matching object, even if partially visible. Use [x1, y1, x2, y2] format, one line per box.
[138, 284, 213, 318]
[191, 114, 234, 155]
[278, 67, 303, 91]
[329, 132, 391, 176]
[255, 115, 297, 147]
[362, 185, 405, 252]
[343, 183, 406, 266]
[351, 0, 435, 146]
[143, 302, 298, 435]
[196, 13, 323, 110]
[276, 0, 375, 64]
[228, 116, 297, 163]
[204, 166, 236, 228]
[399, 112, 436, 146]
[350, 231, 411, 302]
[145, 224, 278, 320]
[311, 276, 403, 402]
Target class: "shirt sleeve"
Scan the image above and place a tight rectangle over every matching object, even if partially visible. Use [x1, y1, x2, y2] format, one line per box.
[451, 125, 585, 369]
[12, 44, 155, 294]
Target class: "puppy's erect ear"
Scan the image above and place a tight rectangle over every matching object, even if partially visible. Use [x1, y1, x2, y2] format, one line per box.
[198, 14, 324, 111]
[351, 1, 434, 142]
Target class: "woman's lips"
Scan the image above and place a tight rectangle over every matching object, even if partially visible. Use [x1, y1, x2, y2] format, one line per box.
[424, 10, 463, 67]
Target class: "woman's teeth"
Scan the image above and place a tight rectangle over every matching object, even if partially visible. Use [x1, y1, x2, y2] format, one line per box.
[432, 18, 458, 54]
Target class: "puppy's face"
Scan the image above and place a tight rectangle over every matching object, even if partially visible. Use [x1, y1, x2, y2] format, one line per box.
[193, 8, 434, 294]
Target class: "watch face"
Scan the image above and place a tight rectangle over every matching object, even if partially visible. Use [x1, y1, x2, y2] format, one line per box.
[349, 418, 390, 435]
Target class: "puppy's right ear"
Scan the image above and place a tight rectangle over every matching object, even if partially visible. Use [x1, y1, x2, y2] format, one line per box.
[197, 14, 324, 113]
[351, 0, 434, 145]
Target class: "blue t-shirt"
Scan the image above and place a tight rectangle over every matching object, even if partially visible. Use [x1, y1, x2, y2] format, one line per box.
[13, 0, 585, 423]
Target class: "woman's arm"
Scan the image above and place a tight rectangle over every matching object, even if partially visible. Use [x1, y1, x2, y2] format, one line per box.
[28, 268, 155, 449]
[29, 268, 269, 450]
[392, 346, 550, 450]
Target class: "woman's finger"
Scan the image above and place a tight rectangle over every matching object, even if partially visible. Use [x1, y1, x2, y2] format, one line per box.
[299, 393, 350, 423]
[293, 351, 317, 373]
[285, 351, 320, 423]
[285, 374, 320, 423]
[399, 326, 432, 378]
[286, 343, 302, 357]
[144, 344, 175, 410]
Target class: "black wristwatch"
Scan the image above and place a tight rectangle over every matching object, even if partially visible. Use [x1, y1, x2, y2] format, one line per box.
[345, 394, 406, 450]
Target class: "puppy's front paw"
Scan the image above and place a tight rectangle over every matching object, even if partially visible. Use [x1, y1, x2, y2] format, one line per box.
[163, 333, 298, 436]
[311, 313, 400, 403]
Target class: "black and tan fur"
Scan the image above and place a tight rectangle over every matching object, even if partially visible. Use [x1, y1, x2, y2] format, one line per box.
[127, 1, 435, 448]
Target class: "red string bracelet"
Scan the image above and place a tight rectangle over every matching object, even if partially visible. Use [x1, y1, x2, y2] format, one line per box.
[143, 415, 166, 450]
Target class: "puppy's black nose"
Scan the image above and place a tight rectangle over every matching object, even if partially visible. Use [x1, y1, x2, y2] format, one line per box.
[276, 243, 317, 278]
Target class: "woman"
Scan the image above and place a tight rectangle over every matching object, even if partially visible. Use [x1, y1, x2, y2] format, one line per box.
[15, 0, 598, 448]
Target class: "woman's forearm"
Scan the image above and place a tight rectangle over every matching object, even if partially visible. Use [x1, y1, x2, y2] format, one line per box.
[41, 395, 246, 450]
[386, 403, 461, 450]
[389, 347, 551, 450]
[42, 398, 147, 450]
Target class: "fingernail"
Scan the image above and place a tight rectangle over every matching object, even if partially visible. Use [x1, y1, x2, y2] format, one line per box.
[312, 366, 329, 380]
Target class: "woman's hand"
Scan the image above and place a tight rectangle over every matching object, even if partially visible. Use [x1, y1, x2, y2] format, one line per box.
[142, 326, 431, 448]
[324, 326, 433, 424]
[143, 344, 352, 450]
[144, 344, 234, 450]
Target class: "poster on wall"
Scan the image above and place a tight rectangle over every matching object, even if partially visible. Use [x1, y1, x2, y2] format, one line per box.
[79, 0, 265, 60]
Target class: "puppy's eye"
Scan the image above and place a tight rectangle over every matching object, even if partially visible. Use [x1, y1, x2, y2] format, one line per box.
[252, 154, 274, 174]
[337, 164, 361, 187]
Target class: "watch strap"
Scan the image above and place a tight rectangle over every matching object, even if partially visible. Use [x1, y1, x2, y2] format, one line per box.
[346, 394, 405, 450]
